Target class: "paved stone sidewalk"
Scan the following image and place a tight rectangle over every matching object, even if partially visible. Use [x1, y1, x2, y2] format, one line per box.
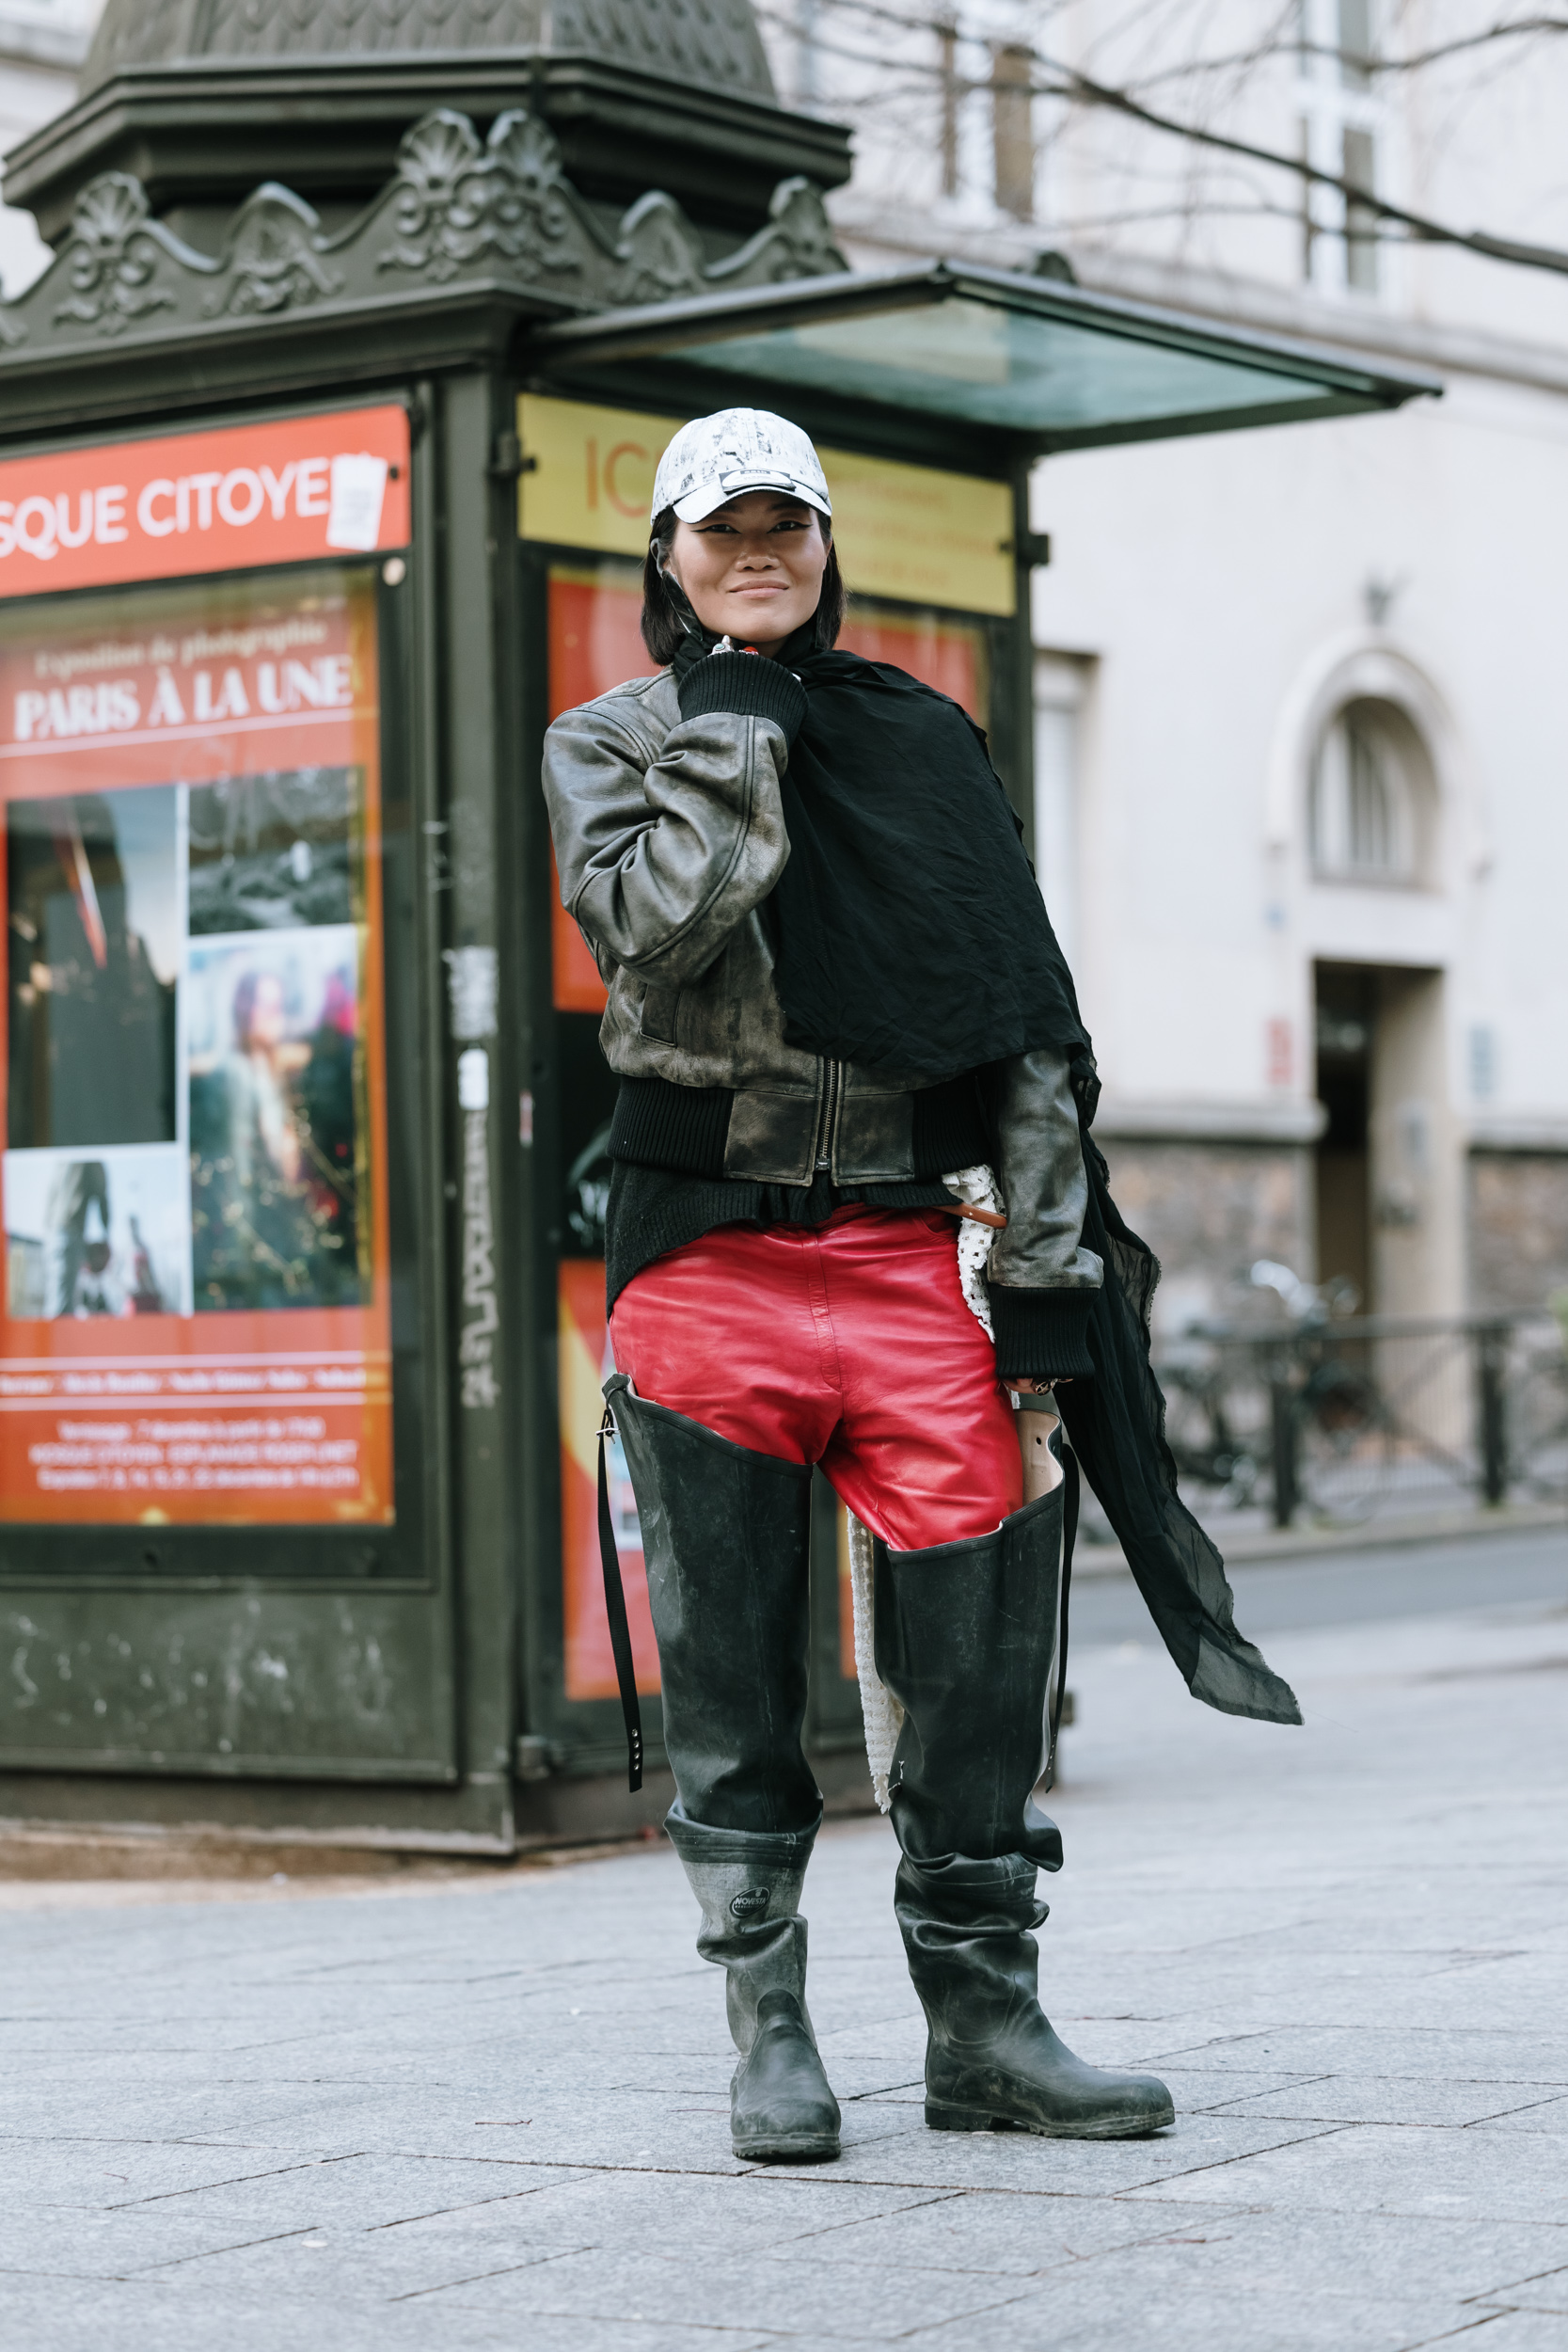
[4, 1551, 1567, 2351]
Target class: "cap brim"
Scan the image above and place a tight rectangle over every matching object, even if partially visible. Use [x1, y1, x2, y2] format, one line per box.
[670, 473, 832, 523]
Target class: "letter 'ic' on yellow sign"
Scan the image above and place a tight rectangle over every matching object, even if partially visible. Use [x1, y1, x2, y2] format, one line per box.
[517, 395, 1015, 619]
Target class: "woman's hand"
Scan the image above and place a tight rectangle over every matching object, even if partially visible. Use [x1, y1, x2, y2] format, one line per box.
[1006, 1377, 1070, 1395]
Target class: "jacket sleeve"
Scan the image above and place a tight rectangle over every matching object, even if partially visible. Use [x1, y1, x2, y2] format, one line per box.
[985, 1046, 1104, 1381]
[542, 656, 805, 990]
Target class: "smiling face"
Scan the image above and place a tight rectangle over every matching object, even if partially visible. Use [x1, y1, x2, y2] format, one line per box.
[664, 491, 830, 651]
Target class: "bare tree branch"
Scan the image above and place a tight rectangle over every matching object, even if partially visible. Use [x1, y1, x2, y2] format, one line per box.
[1049, 62, 1568, 278]
[1109, 15, 1568, 87]
[762, 0, 1568, 282]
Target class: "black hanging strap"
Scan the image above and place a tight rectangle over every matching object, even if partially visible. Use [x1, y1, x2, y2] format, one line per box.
[597, 1403, 644, 1792]
[1044, 1441, 1078, 1792]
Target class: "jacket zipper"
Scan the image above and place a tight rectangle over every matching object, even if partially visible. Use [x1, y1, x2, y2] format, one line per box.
[814, 1058, 844, 1177]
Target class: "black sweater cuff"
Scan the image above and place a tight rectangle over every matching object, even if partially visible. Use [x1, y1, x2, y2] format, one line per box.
[988, 1284, 1098, 1382]
[674, 649, 807, 743]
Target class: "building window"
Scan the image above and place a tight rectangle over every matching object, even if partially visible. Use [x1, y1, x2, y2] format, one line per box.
[1034, 654, 1088, 968]
[1309, 699, 1432, 883]
[1298, 0, 1386, 295]
[991, 43, 1035, 218]
[1342, 126, 1379, 291]
[938, 15, 960, 198]
[1337, 0, 1375, 87]
[794, 0, 820, 109]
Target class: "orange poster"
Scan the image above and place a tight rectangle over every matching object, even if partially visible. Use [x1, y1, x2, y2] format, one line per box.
[0, 562, 393, 1524]
[0, 406, 410, 600]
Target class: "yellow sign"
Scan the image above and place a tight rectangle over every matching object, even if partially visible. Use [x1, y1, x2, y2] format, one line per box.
[518, 394, 1015, 618]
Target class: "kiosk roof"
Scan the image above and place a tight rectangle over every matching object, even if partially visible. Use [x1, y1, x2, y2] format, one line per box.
[530, 261, 1440, 469]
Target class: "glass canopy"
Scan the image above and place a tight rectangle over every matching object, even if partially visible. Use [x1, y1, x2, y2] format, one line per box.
[529, 263, 1439, 464]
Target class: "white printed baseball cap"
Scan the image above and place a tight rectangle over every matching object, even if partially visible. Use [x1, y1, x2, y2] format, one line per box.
[651, 408, 832, 525]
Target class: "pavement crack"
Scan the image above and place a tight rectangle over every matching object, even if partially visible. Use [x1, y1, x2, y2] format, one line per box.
[389, 2245, 594, 2300]
[136, 2225, 326, 2273]
[1459, 2094, 1568, 2127]
[107, 2152, 370, 2209]
[1106, 2122, 1354, 2193]
[370, 2183, 586, 2232]
[1395, 2313, 1514, 2349]
[1460, 2259, 1568, 2301]
[765, 2189, 964, 2247]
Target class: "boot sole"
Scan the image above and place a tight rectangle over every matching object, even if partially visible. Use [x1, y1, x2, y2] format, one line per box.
[733, 2134, 841, 2162]
[926, 2098, 1174, 2140]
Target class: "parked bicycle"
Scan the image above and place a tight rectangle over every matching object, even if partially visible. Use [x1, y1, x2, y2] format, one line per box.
[1154, 1264, 1562, 1533]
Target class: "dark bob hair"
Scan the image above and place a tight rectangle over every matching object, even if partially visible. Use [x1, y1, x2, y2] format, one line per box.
[641, 501, 847, 663]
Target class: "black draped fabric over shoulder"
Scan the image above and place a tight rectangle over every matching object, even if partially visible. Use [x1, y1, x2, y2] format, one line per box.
[1058, 1139, 1303, 1726]
[665, 624, 1299, 1729]
[673, 630, 1096, 1096]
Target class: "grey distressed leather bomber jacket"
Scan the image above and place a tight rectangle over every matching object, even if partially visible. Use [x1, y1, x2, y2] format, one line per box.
[542, 662, 1103, 1375]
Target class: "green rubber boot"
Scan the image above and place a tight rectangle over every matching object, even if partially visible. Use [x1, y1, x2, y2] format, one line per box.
[875, 1489, 1173, 2140]
[666, 1807, 841, 2162]
[604, 1376, 839, 2162]
[896, 1851, 1174, 2138]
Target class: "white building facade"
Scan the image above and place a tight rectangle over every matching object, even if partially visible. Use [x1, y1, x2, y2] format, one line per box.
[769, 0, 1568, 1326]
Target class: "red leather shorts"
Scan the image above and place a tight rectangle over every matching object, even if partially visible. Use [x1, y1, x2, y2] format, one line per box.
[610, 1204, 1022, 1550]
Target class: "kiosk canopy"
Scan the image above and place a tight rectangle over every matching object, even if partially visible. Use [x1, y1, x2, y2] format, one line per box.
[531, 262, 1440, 463]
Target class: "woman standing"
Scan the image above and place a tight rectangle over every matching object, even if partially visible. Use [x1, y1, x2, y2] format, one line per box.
[543, 408, 1297, 2164]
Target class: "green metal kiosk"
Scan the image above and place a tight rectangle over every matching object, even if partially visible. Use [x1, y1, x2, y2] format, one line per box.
[0, 4, 1433, 1853]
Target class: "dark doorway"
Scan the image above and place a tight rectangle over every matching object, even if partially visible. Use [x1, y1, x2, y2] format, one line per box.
[1314, 963, 1374, 1311]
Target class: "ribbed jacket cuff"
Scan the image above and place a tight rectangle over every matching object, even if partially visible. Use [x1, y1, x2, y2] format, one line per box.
[674, 649, 807, 742]
[988, 1284, 1097, 1382]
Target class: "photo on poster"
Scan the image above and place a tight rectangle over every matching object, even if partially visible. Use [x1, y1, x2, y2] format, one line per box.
[186, 926, 364, 1311]
[3, 1144, 190, 1319]
[6, 785, 179, 1151]
[187, 766, 358, 935]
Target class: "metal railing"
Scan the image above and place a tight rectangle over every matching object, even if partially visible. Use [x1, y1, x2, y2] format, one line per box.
[1146, 1307, 1568, 1536]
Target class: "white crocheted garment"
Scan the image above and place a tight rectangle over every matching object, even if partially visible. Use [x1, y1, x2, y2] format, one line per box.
[847, 1164, 1003, 1809]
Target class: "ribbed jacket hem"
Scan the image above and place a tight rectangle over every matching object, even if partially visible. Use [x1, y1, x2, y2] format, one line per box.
[609, 1076, 734, 1179]
[988, 1284, 1098, 1382]
[674, 648, 807, 740]
[609, 1073, 991, 1184]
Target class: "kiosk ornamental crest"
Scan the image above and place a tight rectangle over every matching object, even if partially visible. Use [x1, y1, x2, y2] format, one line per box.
[0, 105, 849, 359]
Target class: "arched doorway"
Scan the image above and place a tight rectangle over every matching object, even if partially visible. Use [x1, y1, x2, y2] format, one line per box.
[1304, 689, 1456, 1318]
